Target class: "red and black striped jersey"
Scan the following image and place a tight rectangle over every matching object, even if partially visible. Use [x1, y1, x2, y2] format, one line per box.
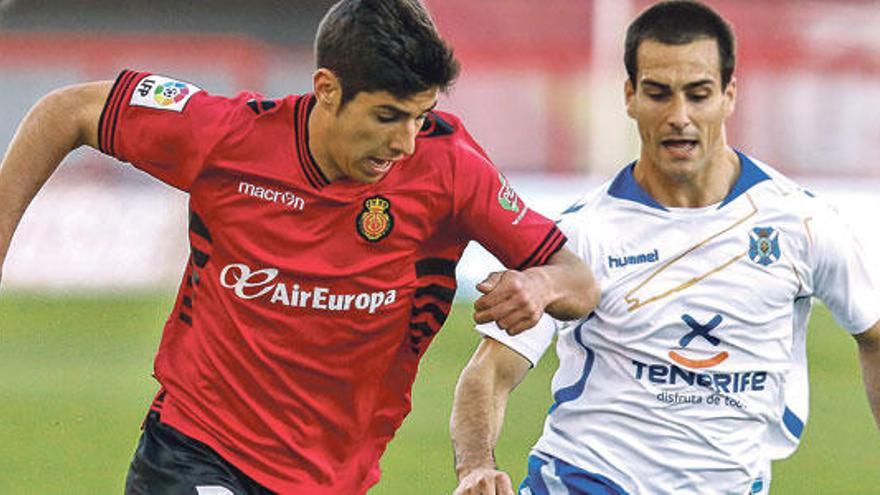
[99, 70, 565, 494]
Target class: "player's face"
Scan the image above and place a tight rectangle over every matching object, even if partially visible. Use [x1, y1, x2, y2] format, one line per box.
[625, 38, 736, 183]
[327, 88, 439, 184]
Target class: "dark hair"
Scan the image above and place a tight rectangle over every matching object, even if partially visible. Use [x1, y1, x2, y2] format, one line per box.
[624, 1, 736, 89]
[315, 0, 460, 107]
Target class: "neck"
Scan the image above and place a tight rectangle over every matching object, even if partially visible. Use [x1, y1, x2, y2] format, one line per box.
[634, 146, 740, 208]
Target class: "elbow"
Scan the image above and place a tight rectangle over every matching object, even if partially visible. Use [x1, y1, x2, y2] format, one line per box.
[855, 322, 880, 354]
[540, 247, 600, 320]
[574, 281, 601, 319]
[552, 290, 598, 321]
[37, 82, 110, 150]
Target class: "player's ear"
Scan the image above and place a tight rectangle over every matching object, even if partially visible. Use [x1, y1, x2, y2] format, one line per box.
[722, 76, 736, 118]
[313, 68, 341, 112]
[625, 79, 636, 118]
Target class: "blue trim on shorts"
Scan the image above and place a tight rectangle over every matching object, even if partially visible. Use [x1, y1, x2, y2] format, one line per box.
[522, 455, 552, 494]
[520, 453, 628, 495]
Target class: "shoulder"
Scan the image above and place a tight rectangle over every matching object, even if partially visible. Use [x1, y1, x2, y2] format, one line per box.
[738, 154, 858, 265]
[134, 71, 300, 125]
[558, 183, 608, 222]
[196, 91, 298, 125]
[554, 178, 617, 246]
[559, 168, 639, 222]
[413, 110, 491, 165]
[418, 109, 462, 139]
[743, 153, 831, 216]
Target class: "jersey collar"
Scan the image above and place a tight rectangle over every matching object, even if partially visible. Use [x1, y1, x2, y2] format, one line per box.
[293, 94, 331, 189]
[607, 150, 771, 211]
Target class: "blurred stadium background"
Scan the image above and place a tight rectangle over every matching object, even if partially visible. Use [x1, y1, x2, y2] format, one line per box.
[1, 0, 878, 493]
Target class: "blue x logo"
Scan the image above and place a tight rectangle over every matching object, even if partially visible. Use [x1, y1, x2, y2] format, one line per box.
[679, 314, 723, 347]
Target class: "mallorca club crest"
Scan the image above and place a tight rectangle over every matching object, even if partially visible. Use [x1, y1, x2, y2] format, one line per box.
[357, 196, 394, 242]
[749, 227, 781, 266]
[497, 172, 521, 213]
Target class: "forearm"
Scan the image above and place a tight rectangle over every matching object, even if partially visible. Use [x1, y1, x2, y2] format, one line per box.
[451, 365, 506, 477]
[451, 339, 529, 478]
[525, 248, 598, 321]
[856, 324, 880, 429]
[0, 84, 106, 274]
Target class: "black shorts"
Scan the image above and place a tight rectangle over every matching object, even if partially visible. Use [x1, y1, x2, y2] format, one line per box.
[124, 410, 275, 495]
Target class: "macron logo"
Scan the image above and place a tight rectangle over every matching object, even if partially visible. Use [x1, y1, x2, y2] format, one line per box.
[608, 249, 660, 269]
[238, 181, 305, 211]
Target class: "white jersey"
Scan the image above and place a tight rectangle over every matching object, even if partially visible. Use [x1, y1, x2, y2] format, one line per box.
[480, 152, 880, 495]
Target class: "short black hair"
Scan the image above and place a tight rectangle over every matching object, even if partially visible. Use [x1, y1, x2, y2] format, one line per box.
[315, 0, 460, 107]
[625, 0, 736, 89]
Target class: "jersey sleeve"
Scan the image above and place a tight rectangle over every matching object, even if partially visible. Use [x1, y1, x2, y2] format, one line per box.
[450, 128, 565, 270]
[555, 194, 596, 269]
[97, 70, 245, 191]
[475, 314, 559, 367]
[473, 192, 599, 367]
[810, 200, 880, 334]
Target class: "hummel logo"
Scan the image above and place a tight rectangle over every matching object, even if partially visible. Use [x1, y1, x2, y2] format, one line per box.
[237, 181, 304, 210]
[608, 249, 659, 269]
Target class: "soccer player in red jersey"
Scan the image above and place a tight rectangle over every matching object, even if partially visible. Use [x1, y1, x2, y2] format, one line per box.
[0, 0, 599, 493]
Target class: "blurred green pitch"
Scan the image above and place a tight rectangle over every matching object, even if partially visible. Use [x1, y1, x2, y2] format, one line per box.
[1, 293, 877, 494]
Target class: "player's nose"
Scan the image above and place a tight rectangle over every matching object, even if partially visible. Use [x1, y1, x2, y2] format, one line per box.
[666, 94, 691, 130]
[389, 119, 419, 156]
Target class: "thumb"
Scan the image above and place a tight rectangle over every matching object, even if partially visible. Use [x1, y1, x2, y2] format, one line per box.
[476, 271, 504, 294]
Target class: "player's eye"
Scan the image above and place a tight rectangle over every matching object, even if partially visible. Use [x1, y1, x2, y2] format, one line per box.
[688, 92, 710, 102]
[375, 113, 398, 123]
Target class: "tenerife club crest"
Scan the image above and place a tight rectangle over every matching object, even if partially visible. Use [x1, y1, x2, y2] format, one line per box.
[357, 196, 394, 242]
[749, 227, 781, 266]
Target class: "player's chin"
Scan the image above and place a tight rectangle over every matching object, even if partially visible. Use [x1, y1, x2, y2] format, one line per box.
[357, 166, 392, 183]
[658, 156, 704, 179]
[355, 171, 387, 184]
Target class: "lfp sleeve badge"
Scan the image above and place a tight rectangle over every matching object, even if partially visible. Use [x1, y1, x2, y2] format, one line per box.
[129, 75, 201, 112]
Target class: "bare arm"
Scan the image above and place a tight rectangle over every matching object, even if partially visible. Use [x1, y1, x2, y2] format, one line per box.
[0, 81, 111, 283]
[474, 247, 598, 335]
[451, 337, 532, 495]
[854, 319, 880, 429]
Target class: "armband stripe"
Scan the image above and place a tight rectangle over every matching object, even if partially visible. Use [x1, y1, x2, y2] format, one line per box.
[414, 257, 457, 278]
[111, 71, 145, 156]
[414, 284, 455, 303]
[411, 303, 448, 325]
[517, 225, 566, 270]
[99, 70, 133, 154]
[191, 247, 209, 268]
[97, 71, 126, 153]
[409, 321, 438, 337]
[189, 211, 213, 243]
[535, 228, 567, 266]
[100, 70, 141, 156]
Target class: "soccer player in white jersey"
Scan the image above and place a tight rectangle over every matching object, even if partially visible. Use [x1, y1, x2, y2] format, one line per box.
[450, 1, 880, 494]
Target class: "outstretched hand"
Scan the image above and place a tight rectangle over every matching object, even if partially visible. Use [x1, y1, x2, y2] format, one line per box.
[473, 270, 549, 335]
[453, 467, 515, 495]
